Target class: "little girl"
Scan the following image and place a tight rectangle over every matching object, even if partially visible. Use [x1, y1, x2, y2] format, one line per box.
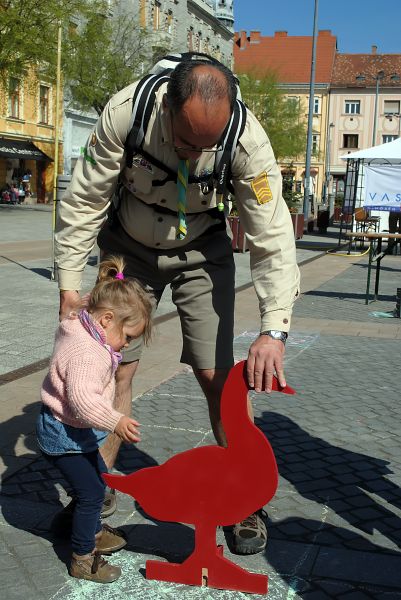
[37, 255, 153, 583]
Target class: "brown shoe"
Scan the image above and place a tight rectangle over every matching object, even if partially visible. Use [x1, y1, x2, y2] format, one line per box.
[70, 551, 121, 583]
[95, 523, 127, 553]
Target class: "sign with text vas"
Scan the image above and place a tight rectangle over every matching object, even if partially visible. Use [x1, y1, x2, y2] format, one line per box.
[364, 164, 401, 212]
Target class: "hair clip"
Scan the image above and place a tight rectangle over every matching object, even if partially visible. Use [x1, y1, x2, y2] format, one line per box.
[115, 272, 125, 280]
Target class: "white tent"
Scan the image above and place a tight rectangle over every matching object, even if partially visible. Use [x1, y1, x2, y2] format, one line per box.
[340, 137, 401, 232]
[341, 137, 401, 161]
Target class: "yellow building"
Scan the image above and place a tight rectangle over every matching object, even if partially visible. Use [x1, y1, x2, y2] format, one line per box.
[0, 68, 62, 203]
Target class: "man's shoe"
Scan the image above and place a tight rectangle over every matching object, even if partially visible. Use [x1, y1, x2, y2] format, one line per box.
[70, 551, 121, 583]
[95, 524, 127, 553]
[232, 509, 268, 555]
[101, 489, 117, 518]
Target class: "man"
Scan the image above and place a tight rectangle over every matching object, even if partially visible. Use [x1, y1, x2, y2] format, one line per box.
[386, 210, 401, 254]
[56, 58, 300, 555]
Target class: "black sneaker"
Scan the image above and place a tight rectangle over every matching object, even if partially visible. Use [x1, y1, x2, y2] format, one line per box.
[232, 509, 268, 555]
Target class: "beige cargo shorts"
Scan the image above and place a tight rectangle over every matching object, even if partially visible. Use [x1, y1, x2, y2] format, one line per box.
[97, 219, 235, 370]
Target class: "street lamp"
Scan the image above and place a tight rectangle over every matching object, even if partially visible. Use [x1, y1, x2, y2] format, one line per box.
[324, 123, 334, 204]
[356, 70, 400, 146]
[303, 0, 319, 231]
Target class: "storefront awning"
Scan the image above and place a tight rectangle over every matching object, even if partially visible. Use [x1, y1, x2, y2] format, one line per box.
[0, 139, 53, 161]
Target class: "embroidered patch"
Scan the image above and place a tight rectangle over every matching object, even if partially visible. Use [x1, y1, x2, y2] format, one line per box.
[251, 172, 273, 205]
[80, 146, 97, 166]
[90, 133, 97, 146]
[132, 154, 153, 173]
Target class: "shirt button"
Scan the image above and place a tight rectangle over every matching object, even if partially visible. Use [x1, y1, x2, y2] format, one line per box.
[157, 217, 163, 222]
[283, 318, 288, 324]
[155, 242, 160, 247]
[201, 200, 207, 205]
[160, 198, 166, 203]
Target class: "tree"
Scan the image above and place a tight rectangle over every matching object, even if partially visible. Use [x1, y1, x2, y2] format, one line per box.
[0, 0, 90, 79]
[63, 6, 156, 115]
[238, 72, 306, 162]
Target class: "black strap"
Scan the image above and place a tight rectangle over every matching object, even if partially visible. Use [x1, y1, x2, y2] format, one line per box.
[125, 73, 170, 168]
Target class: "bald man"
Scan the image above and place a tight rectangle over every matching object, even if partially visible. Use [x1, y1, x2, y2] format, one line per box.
[56, 58, 299, 555]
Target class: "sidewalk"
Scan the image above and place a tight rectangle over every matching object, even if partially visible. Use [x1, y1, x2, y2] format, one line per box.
[1, 206, 401, 599]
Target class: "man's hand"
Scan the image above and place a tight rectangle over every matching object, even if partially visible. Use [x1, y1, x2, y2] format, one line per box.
[59, 290, 81, 321]
[114, 416, 141, 443]
[247, 335, 286, 393]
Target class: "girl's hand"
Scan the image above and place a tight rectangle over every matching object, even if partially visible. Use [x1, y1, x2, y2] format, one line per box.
[115, 416, 141, 443]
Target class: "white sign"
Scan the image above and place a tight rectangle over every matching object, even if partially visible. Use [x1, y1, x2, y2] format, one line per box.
[364, 164, 401, 212]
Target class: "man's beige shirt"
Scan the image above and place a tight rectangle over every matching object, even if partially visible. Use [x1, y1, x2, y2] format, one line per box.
[56, 81, 300, 331]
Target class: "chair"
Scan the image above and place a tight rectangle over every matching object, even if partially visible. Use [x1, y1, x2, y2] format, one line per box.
[354, 207, 380, 233]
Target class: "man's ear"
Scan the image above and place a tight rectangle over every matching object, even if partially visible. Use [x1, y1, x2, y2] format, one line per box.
[99, 311, 114, 329]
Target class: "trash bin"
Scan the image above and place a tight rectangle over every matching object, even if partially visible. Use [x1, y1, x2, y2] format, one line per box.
[317, 209, 329, 233]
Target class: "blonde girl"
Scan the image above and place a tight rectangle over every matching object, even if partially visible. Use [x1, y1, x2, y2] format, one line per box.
[37, 256, 152, 583]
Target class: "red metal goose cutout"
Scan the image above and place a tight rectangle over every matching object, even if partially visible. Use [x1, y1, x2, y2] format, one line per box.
[104, 360, 295, 595]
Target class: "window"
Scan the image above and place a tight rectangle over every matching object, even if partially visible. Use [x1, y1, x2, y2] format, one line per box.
[345, 100, 360, 114]
[383, 135, 398, 143]
[287, 96, 299, 109]
[39, 85, 49, 124]
[153, 1, 161, 30]
[312, 134, 320, 153]
[343, 134, 359, 149]
[8, 77, 20, 118]
[313, 97, 320, 114]
[384, 100, 400, 115]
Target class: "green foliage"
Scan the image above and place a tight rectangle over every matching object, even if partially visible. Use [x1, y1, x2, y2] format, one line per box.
[63, 5, 157, 115]
[0, 0, 88, 79]
[238, 72, 306, 162]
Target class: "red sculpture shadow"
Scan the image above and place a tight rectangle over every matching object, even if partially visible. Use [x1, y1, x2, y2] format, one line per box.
[104, 360, 295, 595]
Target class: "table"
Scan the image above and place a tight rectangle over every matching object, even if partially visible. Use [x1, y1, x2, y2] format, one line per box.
[345, 231, 401, 304]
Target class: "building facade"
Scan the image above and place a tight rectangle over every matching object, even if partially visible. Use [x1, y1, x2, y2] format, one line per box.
[328, 48, 401, 200]
[234, 29, 337, 206]
[62, 0, 234, 181]
[0, 69, 60, 203]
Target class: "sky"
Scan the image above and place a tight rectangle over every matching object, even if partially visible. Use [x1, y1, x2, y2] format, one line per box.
[234, 0, 401, 55]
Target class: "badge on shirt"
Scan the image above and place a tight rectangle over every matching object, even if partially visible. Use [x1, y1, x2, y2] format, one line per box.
[132, 154, 153, 173]
[251, 171, 273, 205]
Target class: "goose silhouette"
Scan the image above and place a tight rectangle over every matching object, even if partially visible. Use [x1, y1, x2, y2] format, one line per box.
[104, 359, 295, 594]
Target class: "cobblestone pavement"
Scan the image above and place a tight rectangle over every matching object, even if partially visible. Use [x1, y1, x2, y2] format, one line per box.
[1, 206, 401, 599]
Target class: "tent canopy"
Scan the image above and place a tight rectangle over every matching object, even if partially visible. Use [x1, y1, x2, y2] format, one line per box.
[0, 139, 53, 161]
[341, 137, 401, 161]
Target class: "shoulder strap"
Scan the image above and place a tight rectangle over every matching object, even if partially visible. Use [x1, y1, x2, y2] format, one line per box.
[214, 99, 247, 198]
[125, 72, 170, 168]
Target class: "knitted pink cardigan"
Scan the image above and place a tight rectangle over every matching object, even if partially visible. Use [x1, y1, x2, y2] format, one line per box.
[41, 317, 123, 432]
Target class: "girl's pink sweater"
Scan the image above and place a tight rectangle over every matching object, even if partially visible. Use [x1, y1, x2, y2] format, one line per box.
[41, 318, 123, 432]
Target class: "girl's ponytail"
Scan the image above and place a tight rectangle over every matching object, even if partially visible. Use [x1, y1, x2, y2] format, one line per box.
[87, 255, 153, 344]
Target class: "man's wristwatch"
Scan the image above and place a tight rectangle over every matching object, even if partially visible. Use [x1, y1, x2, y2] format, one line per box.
[260, 330, 288, 344]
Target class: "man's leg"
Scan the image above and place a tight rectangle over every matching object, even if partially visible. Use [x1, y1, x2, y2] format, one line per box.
[193, 367, 253, 447]
[193, 366, 265, 556]
[99, 360, 139, 469]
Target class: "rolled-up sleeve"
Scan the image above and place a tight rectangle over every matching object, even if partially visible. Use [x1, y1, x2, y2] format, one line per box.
[55, 88, 133, 290]
[232, 110, 300, 332]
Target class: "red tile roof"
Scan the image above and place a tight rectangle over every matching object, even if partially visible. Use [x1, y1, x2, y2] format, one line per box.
[332, 53, 401, 88]
[234, 30, 337, 84]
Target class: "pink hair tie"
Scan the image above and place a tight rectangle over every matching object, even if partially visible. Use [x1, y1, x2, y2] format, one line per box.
[115, 272, 125, 280]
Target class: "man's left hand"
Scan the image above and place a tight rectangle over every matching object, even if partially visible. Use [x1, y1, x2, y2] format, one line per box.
[247, 335, 286, 393]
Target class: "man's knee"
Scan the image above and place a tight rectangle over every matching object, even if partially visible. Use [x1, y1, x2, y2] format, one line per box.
[194, 368, 230, 401]
[116, 360, 139, 392]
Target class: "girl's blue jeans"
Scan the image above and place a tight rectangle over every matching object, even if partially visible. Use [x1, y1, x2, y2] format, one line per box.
[47, 450, 107, 555]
